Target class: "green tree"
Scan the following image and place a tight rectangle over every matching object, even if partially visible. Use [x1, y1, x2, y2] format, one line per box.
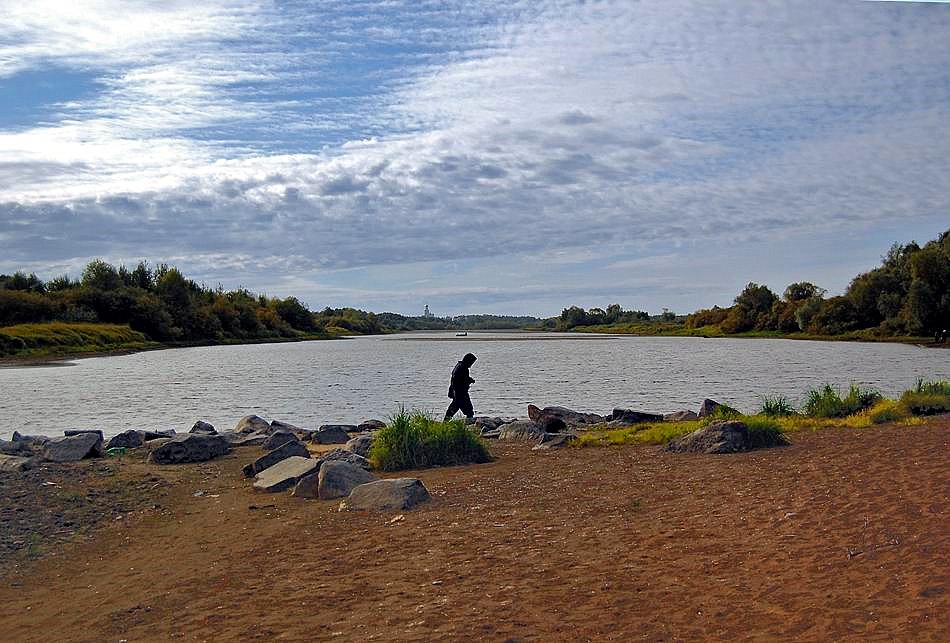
[81, 259, 123, 291]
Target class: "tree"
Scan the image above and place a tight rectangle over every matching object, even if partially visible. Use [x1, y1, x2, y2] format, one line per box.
[734, 282, 778, 316]
[783, 282, 824, 302]
[81, 259, 123, 291]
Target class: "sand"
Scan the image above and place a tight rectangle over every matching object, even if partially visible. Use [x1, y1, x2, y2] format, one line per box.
[0, 418, 947, 642]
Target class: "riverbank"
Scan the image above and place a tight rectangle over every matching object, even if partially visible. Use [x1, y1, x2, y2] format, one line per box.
[1, 416, 946, 641]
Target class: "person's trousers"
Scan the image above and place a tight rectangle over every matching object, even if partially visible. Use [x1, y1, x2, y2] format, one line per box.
[444, 392, 474, 420]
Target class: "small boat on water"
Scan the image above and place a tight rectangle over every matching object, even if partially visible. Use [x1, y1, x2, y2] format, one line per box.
[455, 331, 467, 336]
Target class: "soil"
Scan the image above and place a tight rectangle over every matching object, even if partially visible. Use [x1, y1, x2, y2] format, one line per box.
[0, 418, 947, 642]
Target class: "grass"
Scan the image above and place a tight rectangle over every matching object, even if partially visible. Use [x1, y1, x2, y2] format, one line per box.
[802, 384, 882, 418]
[759, 395, 796, 417]
[899, 379, 950, 416]
[368, 408, 493, 472]
[0, 322, 156, 358]
[576, 415, 791, 449]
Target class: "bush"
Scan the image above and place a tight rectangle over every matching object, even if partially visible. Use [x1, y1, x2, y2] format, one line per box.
[369, 408, 492, 471]
[802, 384, 882, 418]
[743, 416, 791, 448]
[899, 380, 950, 415]
[759, 395, 796, 417]
[864, 400, 908, 424]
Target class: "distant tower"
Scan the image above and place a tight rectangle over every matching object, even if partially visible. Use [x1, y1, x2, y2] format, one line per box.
[423, 304, 433, 319]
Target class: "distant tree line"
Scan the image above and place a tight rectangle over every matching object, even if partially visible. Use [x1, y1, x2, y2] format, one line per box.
[376, 312, 542, 331]
[685, 228, 949, 337]
[547, 304, 658, 330]
[0, 260, 321, 342]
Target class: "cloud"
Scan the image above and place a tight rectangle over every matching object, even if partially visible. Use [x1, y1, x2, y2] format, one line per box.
[1, 1, 949, 314]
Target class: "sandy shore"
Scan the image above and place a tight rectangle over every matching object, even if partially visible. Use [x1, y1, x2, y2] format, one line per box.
[1, 418, 947, 641]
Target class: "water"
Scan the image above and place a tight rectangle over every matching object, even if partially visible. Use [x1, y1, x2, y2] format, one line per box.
[1, 332, 947, 438]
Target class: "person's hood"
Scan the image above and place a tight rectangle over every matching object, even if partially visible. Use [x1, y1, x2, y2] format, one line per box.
[461, 353, 477, 366]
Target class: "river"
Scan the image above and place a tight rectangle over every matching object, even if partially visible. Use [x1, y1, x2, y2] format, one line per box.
[1, 332, 947, 437]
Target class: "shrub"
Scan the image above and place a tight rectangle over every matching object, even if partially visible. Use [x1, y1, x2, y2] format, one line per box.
[759, 395, 796, 417]
[369, 408, 492, 471]
[802, 384, 882, 418]
[743, 416, 791, 448]
[863, 400, 908, 424]
[899, 380, 950, 415]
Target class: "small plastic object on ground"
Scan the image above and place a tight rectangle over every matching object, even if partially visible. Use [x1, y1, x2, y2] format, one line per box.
[105, 447, 128, 457]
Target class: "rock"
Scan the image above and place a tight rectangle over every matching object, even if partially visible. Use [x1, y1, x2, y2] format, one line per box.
[357, 419, 386, 432]
[340, 478, 431, 511]
[312, 425, 351, 444]
[242, 439, 310, 478]
[528, 405, 603, 426]
[532, 433, 578, 450]
[145, 437, 171, 450]
[262, 431, 298, 451]
[318, 449, 372, 471]
[666, 421, 749, 454]
[497, 420, 544, 443]
[0, 454, 37, 472]
[0, 439, 32, 456]
[314, 461, 378, 500]
[106, 430, 145, 450]
[664, 410, 699, 422]
[189, 421, 216, 434]
[147, 433, 231, 464]
[44, 432, 103, 462]
[222, 431, 268, 447]
[253, 456, 320, 492]
[11, 432, 50, 448]
[64, 429, 104, 440]
[480, 429, 501, 439]
[474, 417, 508, 431]
[609, 409, 664, 424]
[345, 434, 375, 458]
[142, 430, 173, 441]
[697, 399, 723, 418]
[537, 415, 568, 433]
[234, 415, 270, 434]
[270, 420, 314, 441]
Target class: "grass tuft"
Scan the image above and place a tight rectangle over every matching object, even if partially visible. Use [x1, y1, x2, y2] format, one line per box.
[899, 379, 950, 416]
[368, 407, 492, 471]
[759, 395, 797, 417]
[802, 384, 882, 418]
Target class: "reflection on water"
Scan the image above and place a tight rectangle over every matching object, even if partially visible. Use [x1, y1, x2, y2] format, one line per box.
[1, 332, 946, 437]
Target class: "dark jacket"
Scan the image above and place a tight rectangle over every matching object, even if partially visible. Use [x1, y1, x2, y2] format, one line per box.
[447, 353, 477, 398]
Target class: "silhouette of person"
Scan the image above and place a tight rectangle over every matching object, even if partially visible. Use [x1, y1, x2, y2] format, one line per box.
[444, 353, 477, 421]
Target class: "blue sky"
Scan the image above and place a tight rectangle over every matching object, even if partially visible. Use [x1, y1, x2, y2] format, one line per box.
[1, 0, 948, 316]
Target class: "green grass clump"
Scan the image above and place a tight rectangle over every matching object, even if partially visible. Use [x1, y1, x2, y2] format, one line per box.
[743, 416, 791, 448]
[899, 380, 950, 416]
[802, 384, 882, 418]
[0, 322, 153, 357]
[759, 395, 796, 417]
[576, 415, 789, 449]
[368, 408, 492, 472]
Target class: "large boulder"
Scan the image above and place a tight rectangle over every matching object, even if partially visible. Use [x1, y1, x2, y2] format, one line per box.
[308, 461, 378, 500]
[697, 399, 723, 418]
[270, 420, 314, 441]
[234, 415, 270, 434]
[0, 454, 37, 472]
[528, 405, 603, 426]
[312, 425, 351, 445]
[345, 435, 375, 458]
[106, 430, 146, 450]
[44, 432, 103, 462]
[664, 410, 699, 422]
[532, 433, 578, 450]
[0, 439, 32, 456]
[253, 456, 320, 492]
[497, 420, 544, 443]
[242, 439, 310, 478]
[537, 415, 568, 433]
[339, 478, 431, 511]
[357, 419, 386, 432]
[666, 421, 750, 454]
[222, 431, 268, 447]
[147, 433, 230, 464]
[609, 409, 663, 424]
[318, 448, 372, 470]
[11, 432, 50, 448]
[189, 421, 216, 434]
[262, 431, 298, 451]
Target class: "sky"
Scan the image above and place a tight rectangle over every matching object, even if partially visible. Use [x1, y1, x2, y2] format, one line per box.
[1, 0, 948, 317]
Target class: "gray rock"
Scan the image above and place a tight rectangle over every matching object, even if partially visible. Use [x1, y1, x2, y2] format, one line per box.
[270, 420, 314, 441]
[234, 415, 270, 434]
[189, 420, 216, 434]
[1, 439, 32, 456]
[222, 431, 268, 447]
[318, 449, 372, 471]
[147, 433, 230, 464]
[527, 405, 603, 426]
[480, 429, 502, 439]
[145, 437, 172, 450]
[314, 461, 378, 500]
[666, 421, 749, 454]
[0, 454, 37, 472]
[44, 432, 103, 462]
[242, 439, 310, 478]
[11, 432, 50, 448]
[64, 429, 104, 440]
[357, 419, 386, 432]
[312, 425, 351, 444]
[664, 410, 699, 422]
[609, 409, 663, 424]
[537, 415, 568, 433]
[106, 430, 146, 450]
[340, 478, 431, 511]
[497, 420, 544, 443]
[253, 456, 320, 492]
[532, 433, 578, 450]
[697, 399, 723, 418]
[345, 434, 375, 458]
[262, 431, 298, 451]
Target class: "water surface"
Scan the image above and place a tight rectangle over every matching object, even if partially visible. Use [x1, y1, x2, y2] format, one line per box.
[1, 332, 946, 437]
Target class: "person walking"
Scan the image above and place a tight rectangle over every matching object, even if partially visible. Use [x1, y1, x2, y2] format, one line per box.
[444, 352, 477, 421]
